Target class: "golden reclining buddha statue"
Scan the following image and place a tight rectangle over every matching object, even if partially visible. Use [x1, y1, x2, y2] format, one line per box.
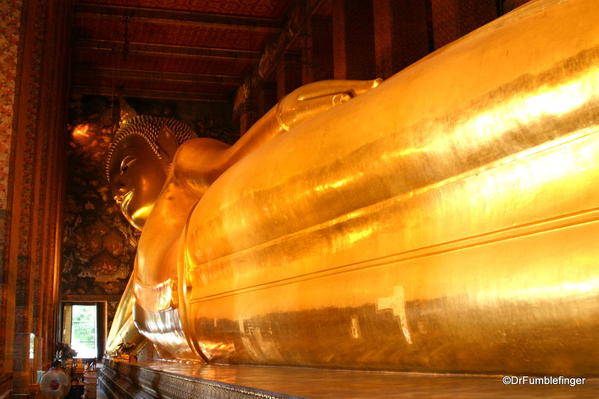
[106, 0, 599, 376]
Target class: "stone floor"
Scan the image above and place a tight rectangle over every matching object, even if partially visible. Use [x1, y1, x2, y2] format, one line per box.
[98, 360, 599, 398]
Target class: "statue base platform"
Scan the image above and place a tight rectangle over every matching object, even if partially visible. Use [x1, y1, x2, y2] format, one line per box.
[98, 359, 598, 398]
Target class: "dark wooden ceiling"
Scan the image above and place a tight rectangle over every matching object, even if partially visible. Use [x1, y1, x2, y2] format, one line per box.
[71, 0, 294, 103]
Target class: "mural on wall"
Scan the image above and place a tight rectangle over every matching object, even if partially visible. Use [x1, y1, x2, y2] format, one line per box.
[62, 96, 139, 299]
[62, 94, 235, 325]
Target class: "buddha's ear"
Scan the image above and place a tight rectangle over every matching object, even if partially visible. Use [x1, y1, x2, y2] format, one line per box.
[156, 125, 179, 162]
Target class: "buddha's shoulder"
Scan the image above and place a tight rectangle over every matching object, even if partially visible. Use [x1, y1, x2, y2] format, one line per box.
[171, 137, 231, 189]
[174, 137, 230, 165]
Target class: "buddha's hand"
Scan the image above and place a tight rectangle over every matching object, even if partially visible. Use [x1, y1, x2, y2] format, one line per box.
[276, 79, 382, 131]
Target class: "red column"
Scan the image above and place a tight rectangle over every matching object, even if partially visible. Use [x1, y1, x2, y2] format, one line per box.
[302, 15, 333, 83]
[430, 0, 461, 49]
[333, 0, 376, 80]
[373, 0, 431, 78]
[373, 0, 395, 78]
[332, 0, 347, 79]
[431, 0, 497, 49]
[395, 0, 431, 70]
[276, 54, 302, 100]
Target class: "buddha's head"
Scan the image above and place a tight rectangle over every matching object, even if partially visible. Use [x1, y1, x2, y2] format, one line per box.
[105, 116, 196, 230]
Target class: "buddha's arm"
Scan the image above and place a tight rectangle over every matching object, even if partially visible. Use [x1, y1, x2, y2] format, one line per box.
[224, 79, 381, 166]
[173, 80, 381, 197]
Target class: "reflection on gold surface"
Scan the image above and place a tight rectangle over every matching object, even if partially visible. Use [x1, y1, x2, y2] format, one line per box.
[72, 123, 90, 141]
[130, 205, 154, 228]
[107, 0, 599, 376]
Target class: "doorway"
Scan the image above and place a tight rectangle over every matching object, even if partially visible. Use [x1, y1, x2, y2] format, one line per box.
[61, 302, 106, 359]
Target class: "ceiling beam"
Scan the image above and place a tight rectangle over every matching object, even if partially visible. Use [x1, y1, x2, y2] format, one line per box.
[76, 39, 261, 61]
[72, 67, 241, 86]
[75, 3, 281, 32]
[72, 85, 232, 103]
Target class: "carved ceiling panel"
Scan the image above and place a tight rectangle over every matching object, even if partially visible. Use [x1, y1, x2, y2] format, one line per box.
[72, 0, 292, 102]
[74, 48, 253, 75]
[75, 15, 272, 51]
[79, 0, 291, 18]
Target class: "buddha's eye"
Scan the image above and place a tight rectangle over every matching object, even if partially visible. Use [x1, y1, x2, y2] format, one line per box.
[120, 156, 137, 175]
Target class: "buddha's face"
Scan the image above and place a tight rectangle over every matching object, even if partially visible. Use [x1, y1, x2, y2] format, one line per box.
[109, 135, 168, 230]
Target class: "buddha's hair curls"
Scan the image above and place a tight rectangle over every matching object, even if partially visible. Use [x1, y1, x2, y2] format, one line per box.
[104, 115, 197, 182]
